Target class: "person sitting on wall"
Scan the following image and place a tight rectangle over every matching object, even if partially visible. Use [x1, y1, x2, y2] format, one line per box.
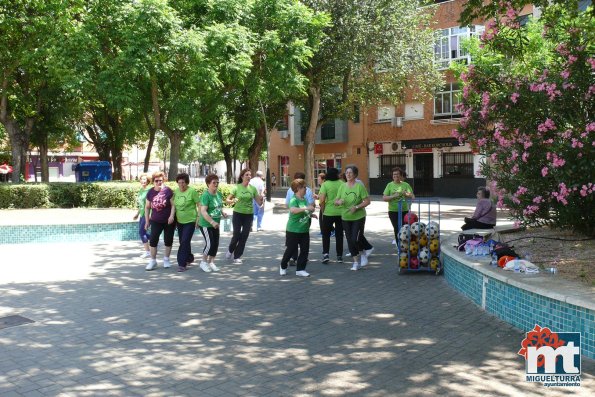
[461, 187, 497, 230]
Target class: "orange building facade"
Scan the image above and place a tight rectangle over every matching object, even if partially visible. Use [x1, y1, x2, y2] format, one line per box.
[268, 0, 534, 197]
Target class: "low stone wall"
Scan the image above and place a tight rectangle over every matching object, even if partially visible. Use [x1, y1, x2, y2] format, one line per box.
[442, 240, 595, 360]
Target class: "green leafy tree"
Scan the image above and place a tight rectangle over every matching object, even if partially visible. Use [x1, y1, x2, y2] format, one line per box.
[298, 0, 442, 187]
[0, 0, 79, 182]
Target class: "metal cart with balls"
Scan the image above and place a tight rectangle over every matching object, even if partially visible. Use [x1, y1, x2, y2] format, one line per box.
[396, 199, 442, 275]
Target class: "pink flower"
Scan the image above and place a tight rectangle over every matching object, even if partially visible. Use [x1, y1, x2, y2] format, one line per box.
[588, 58, 595, 69]
[541, 167, 549, 177]
[551, 154, 566, 168]
[560, 69, 570, 79]
[571, 138, 584, 149]
[516, 186, 528, 195]
[533, 196, 543, 204]
[568, 55, 578, 64]
[481, 92, 490, 106]
[510, 92, 520, 103]
[523, 140, 533, 150]
[522, 152, 529, 162]
[586, 122, 595, 132]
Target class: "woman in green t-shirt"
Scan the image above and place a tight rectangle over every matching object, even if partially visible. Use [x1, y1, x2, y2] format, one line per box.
[318, 167, 345, 264]
[132, 173, 152, 259]
[280, 178, 315, 277]
[382, 167, 414, 244]
[225, 169, 263, 264]
[198, 174, 228, 272]
[334, 165, 371, 271]
[172, 173, 201, 272]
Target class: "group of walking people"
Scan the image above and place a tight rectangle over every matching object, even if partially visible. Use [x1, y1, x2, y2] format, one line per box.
[135, 165, 495, 277]
[135, 170, 264, 273]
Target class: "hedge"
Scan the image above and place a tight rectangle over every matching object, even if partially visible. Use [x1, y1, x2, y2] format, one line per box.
[0, 181, 236, 209]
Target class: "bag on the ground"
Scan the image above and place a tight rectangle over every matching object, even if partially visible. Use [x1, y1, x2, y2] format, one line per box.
[493, 243, 518, 259]
[458, 233, 481, 251]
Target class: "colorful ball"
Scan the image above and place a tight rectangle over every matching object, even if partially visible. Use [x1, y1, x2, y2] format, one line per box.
[399, 253, 408, 268]
[399, 242, 409, 252]
[398, 225, 410, 243]
[410, 222, 426, 237]
[409, 240, 419, 256]
[429, 238, 440, 255]
[418, 233, 428, 247]
[430, 257, 440, 270]
[404, 212, 418, 225]
[418, 247, 430, 265]
[427, 222, 439, 239]
[409, 257, 419, 269]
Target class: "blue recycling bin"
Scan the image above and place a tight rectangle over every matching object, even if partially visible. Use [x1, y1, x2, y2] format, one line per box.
[74, 161, 112, 182]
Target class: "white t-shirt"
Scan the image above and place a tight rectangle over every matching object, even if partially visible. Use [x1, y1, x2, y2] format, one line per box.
[249, 177, 265, 195]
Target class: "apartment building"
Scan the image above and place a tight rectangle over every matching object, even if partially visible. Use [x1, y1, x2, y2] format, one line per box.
[268, 0, 534, 197]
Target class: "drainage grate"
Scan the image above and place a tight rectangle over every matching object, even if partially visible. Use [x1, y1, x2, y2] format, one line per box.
[0, 315, 35, 330]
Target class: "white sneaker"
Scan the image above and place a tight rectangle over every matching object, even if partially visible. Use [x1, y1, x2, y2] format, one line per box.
[140, 251, 151, 259]
[365, 247, 374, 257]
[391, 239, 396, 245]
[360, 253, 369, 267]
[209, 263, 219, 272]
[233, 258, 243, 265]
[279, 266, 287, 276]
[345, 252, 352, 257]
[296, 270, 310, 277]
[163, 258, 172, 268]
[351, 263, 360, 271]
[225, 251, 233, 260]
[199, 261, 212, 272]
[145, 259, 157, 271]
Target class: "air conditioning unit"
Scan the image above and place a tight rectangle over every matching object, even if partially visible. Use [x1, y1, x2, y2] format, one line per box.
[391, 117, 404, 128]
[279, 130, 288, 139]
[391, 142, 399, 153]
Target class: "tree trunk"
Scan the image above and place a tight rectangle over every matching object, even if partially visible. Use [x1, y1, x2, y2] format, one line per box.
[165, 127, 182, 181]
[304, 86, 321, 188]
[39, 137, 49, 182]
[248, 125, 265, 172]
[3, 121, 27, 183]
[84, 124, 111, 161]
[143, 111, 156, 173]
[111, 147, 123, 180]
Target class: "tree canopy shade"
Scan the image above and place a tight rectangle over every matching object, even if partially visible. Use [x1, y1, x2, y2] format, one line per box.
[297, 0, 442, 187]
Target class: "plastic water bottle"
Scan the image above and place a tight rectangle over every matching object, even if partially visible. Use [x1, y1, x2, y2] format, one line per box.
[473, 245, 478, 256]
[490, 252, 498, 267]
[548, 265, 558, 274]
[489, 241, 495, 254]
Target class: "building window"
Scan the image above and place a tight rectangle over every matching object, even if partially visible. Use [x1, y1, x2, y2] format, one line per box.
[279, 156, 290, 187]
[434, 82, 462, 118]
[380, 154, 406, 178]
[434, 26, 484, 70]
[377, 105, 395, 122]
[442, 152, 474, 177]
[321, 122, 335, 140]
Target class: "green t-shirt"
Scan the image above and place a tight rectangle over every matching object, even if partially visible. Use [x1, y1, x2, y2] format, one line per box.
[198, 190, 224, 228]
[286, 196, 311, 233]
[173, 187, 201, 224]
[137, 187, 151, 217]
[383, 181, 413, 212]
[232, 184, 258, 214]
[336, 182, 368, 221]
[319, 180, 344, 216]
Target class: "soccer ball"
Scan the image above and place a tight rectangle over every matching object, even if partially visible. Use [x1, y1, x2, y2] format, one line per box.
[418, 247, 430, 265]
[399, 253, 408, 268]
[410, 222, 426, 237]
[399, 241, 409, 252]
[409, 257, 419, 269]
[430, 256, 440, 271]
[418, 233, 428, 247]
[427, 221, 439, 239]
[409, 240, 419, 256]
[398, 225, 410, 243]
[429, 238, 440, 255]
[404, 212, 418, 225]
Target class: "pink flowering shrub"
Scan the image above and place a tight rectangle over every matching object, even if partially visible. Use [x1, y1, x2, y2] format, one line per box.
[453, 2, 594, 236]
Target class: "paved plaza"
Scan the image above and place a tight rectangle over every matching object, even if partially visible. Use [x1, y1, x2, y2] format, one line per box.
[0, 198, 593, 396]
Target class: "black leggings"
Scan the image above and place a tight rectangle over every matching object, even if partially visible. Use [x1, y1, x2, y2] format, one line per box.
[149, 220, 176, 247]
[462, 218, 495, 231]
[199, 226, 220, 257]
[342, 217, 367, 257]
[321, 214, 343, 256]
[281, 231, 309, 271]
[228, 212, 253, 259]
